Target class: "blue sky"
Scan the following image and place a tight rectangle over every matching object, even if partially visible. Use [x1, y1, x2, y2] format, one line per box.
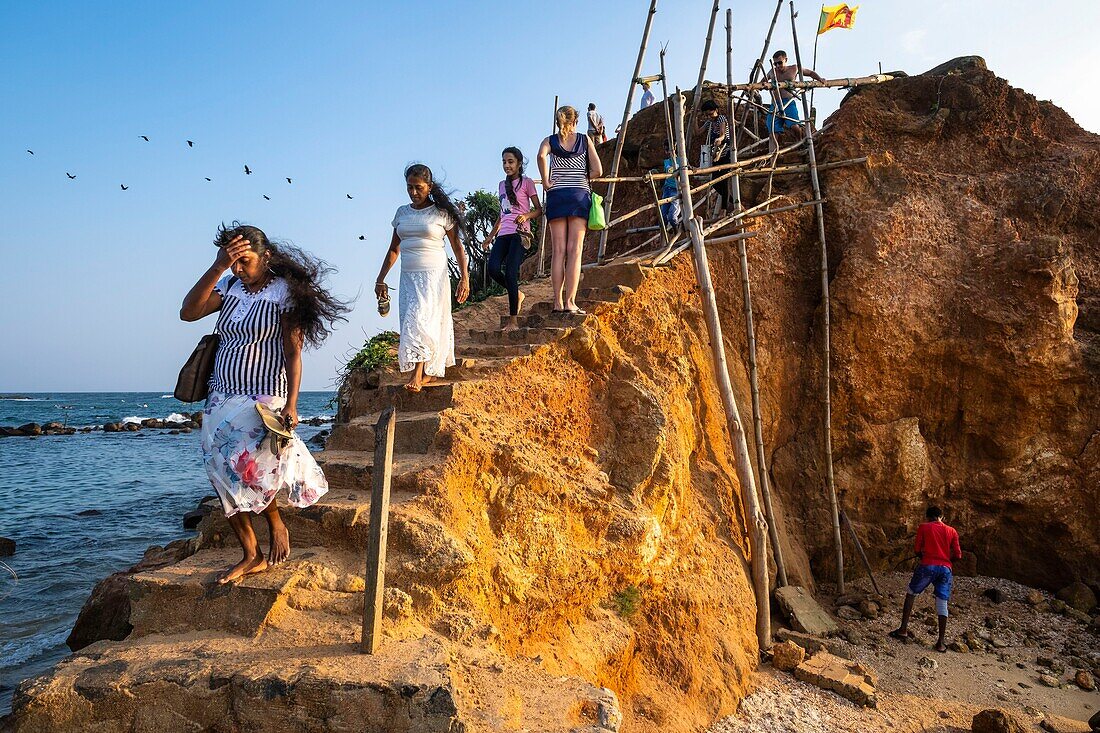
[2, 0, 1096, 391]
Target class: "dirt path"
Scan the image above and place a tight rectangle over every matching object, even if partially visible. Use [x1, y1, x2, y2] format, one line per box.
[711, 573, 1099, 732]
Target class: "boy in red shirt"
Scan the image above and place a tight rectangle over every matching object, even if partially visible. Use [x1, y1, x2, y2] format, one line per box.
[888, 506, 962, 652]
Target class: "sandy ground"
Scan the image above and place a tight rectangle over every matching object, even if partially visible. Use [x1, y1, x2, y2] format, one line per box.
[710, 573, 1099, 732]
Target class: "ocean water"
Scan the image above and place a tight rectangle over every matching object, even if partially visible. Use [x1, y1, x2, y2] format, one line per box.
[0, 391, 334, 713]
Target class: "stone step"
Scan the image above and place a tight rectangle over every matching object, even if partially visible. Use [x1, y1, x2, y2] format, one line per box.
[466, 327, 567, 347]
[456, 343, 536, 358]
[500, 312, 587, 329]
[326, 411, 442, 454]
[127, 547, 305, 638]
[580, 261, 647, 290]
[341, 380, 472, 420]
[527, 299, 603, 317]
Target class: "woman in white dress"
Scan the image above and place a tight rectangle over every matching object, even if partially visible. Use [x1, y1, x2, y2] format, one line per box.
[375, 164, 470, 392]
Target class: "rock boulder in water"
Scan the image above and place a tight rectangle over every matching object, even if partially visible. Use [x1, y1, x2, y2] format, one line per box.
[0, 537, 15, 557]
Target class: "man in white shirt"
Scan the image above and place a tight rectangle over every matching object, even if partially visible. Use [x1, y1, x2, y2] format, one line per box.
[640, 82, 655, 110]
[587, 103, 606, 145]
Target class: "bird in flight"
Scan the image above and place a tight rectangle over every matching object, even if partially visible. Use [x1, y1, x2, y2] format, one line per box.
[346, 193, 354, 199]
[204, 177, 212, 181]
[66, 173, 76, 180]
[263, 195, 271, 201]
[286, 177, 292, 184]
[244, 165, 252, 175]
[186, 140, 194, 148]
[140, 135, 149, 142]
[358, 235, 366, 240]
[120, 184, 129, 190]
[26, 150, 34, 155]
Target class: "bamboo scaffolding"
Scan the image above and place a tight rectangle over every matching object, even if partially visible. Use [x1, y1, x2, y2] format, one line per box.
[729, 8, 788, 589]
[596, 0, 658, 265]
[701, 196, 780, 238]
[702, 230, 756, 246]
[591, 135, 810, 185]
[686, 0, 722, 145]
[741, 197, 826, 220]
[536, 94, 558, 279]
[735, 0, 784, 148]
[674, 91, 770, 649]
[841, 506, 882, 595]
[648, 172, 671, 250]
[739, 157, 866, 178]
[790, 0, 844, 594]
[729, 74, 894, 93]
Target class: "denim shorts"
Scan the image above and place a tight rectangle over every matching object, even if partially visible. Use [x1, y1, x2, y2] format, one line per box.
[909, 564, 953, 600]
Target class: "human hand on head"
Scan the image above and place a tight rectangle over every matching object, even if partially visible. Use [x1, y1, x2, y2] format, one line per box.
[215, 235, 251, 270]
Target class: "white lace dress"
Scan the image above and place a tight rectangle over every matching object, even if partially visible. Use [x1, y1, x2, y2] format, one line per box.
[391, 204, 457, 377]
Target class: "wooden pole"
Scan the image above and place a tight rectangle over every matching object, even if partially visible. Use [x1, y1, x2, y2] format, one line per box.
[685, 0, 721, 149]
[674, 91, 770, 650]
[729, 7, 788, 588]
[536, 94, 558, 279]
[841, 506, 882, 595]
[790, 1, 844, 594]
[659, 46, 675, 157]
[360, 406, 396, 654]
[596, 0, 658, 265]
[647, 173, 672, 250]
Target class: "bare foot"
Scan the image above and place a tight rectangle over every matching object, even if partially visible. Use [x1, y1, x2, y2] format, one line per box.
[516, 291, 525, 314]
[267, 520, 290, 565]
[217, 554, 268, 584]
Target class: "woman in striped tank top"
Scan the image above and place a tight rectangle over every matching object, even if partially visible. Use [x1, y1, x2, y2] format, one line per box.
[537, 105, 603, 314]
[181, 223, 349, 584]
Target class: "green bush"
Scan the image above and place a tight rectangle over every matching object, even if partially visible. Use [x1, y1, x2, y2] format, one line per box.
[345, 331, 400, 372]
[610, 585, 642, 618]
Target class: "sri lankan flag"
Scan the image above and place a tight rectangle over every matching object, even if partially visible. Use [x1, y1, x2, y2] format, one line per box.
[818, 3, 858, 34]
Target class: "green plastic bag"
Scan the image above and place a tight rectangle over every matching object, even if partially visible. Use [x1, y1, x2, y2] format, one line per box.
[588, 191, 607, 231]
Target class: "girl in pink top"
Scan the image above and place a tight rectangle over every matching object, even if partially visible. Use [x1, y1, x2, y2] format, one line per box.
[482, 147, 541, 317]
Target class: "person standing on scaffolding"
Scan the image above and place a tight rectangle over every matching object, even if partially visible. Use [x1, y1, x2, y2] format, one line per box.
[694, 99, 731, 216]
[764, 50, 824, 152]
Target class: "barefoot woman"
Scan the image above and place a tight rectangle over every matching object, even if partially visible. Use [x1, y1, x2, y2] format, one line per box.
[376, 164, 470, 392]
[181, 223, 349, 583]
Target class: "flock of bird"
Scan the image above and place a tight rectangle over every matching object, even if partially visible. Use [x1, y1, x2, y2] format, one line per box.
[23, 137, 360, 206]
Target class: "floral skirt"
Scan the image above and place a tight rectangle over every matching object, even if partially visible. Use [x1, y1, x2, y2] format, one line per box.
[201, 392, 328, 517]
[398, 267, 455, 378]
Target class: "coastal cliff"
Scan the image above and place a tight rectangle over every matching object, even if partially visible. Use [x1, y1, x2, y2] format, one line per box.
[4, 60, 1098, 732]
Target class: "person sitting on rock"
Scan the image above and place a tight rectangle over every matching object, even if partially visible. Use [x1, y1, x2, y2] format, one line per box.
[763, 49, 824, 152]
[180, 223, 350, 584]
[889, 506, 963, 652]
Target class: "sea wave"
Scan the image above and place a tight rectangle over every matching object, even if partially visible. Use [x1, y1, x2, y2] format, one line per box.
[0, 397, 44, 401]
[0, 628, 68, 669]
[159, 395, 173, 399]
[165, 413, 189, 423]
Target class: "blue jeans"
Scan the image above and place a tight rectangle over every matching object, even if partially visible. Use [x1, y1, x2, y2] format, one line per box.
[908, 564, 953, 616]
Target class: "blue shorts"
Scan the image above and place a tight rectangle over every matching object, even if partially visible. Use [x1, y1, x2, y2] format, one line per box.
[908, 564, 953, 616]
[766, 98, 800, 133]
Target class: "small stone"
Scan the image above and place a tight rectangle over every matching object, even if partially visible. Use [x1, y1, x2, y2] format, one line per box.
[1056, 582, 1097, 614]
[992, 638, 1010, 649]
[383, 588, 413, 620]
[939, 711, 951, 719]
[858, 599, 881, 619]
[983, 587, 1005, 604]
[919, 656, 939, 672]
[1025, 589, 1044, 605]
[771, 640, 806, 672]
[950, 641, 970, 653]
[842, 627, 865, 645]
[1075, 670, 1096, 691]
[1039, 673, 1060, 688]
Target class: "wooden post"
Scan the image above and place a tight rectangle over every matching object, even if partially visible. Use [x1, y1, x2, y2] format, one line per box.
[647, 173, 671, 250]
[536, 94, 558, 279]
[673, 92, 770, 650]
[685, 0, 721, 147]
[596, 0, 658, 265]
[790, 1, 844, 594]
[360, 406, 396, 654]
[728, 7, 788, 588]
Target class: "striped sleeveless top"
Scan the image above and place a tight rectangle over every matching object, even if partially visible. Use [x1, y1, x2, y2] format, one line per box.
[209, 274, 292, 398]
[549, 133, 590, 190]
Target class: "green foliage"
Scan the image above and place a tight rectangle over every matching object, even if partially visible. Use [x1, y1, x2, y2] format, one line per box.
[610, 585, 642, 618]
[449, 188, 537, 307]
[344, 331, 400, 372]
